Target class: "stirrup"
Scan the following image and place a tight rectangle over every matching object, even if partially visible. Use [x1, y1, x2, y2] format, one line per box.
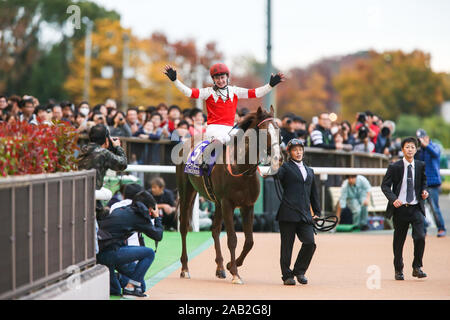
[200, 161, 210, 171]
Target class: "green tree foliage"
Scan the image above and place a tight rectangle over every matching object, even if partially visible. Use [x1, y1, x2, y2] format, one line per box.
[0, 0, 119, 99]
[395, 114, 450, 148]
[334, 50, 445, 121]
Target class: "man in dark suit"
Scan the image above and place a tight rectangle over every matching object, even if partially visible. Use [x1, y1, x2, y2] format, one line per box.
[276, 138, 321, 285]
[381, 137, 429, 280]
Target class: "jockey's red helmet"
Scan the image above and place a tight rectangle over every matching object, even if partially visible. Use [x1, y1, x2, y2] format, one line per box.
[210, 63, 230, 78]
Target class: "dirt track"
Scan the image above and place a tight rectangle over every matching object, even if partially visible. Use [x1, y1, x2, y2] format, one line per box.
[146, 232, 450, 300]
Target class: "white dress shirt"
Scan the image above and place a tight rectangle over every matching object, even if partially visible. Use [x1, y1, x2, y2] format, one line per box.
[292, 160, 308, 181]
[398, 157, 418, 205]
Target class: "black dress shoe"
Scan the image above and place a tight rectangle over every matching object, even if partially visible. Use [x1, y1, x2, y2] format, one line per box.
[296, 274, 308, 285]
[395, 271, 404, 280]
[412, 267, 427, 278]
[283, 277, 296, 285]
[123, 286, 147, 298]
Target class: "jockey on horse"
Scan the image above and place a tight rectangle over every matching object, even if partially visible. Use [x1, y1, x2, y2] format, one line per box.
[163, 63, 285, 170]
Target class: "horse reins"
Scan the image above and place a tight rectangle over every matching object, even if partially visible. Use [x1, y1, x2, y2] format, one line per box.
[226, 117, 274, 177]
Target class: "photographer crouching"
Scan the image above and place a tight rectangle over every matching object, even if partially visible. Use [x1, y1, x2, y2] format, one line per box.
[97, 191, 163, 298]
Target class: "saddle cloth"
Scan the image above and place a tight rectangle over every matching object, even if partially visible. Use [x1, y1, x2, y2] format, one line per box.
[184, 140, 217, 176]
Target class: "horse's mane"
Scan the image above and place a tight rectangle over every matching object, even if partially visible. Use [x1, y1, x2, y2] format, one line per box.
[237, 108, 271, 132]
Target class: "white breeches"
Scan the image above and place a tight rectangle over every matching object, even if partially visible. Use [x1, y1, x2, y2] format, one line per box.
[205, 124, 239, 144]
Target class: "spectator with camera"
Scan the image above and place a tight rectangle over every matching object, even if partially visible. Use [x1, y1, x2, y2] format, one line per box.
[105, 98, 117, 112]
[341, 120, 356, 146]
[109, 111, 132, 137]
[90, 111, 108, 128]
[292, 115, 308, 142]
[365, 110, 380, 145]
[415, 129, 446, 237]
[97, 190, 163, 298]
[353, 125, 375, 153]
[280, 114, 297, 146]
[77, 124, 128, 218]
[310, 112, 336, 149]
[375, 124, 392, 156]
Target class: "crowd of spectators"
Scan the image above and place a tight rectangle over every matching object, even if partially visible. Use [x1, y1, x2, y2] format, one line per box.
[0, 93, 441, 163]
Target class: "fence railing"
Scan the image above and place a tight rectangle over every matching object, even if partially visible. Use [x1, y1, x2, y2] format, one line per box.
[0, 170, 97, 300]
[78, 136, 390, 190]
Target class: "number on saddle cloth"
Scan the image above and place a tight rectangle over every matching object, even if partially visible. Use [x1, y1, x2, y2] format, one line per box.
[184, 140, 218, 176]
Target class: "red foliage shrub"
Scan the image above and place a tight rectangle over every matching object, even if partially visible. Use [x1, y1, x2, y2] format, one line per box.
[0, 122, 79, 177]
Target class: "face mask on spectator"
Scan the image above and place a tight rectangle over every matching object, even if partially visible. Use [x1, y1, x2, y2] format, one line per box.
[80, 107, 90, 117]
[331, 126, 339, 135]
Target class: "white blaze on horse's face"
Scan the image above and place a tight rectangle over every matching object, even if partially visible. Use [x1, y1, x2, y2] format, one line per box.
[268, 123, 281, 174]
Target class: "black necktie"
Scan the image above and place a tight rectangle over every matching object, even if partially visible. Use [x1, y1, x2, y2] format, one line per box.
[406, 164, 414, 203]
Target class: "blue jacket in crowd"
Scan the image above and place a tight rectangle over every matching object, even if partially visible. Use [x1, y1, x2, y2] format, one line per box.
[416, 140, 441, 187]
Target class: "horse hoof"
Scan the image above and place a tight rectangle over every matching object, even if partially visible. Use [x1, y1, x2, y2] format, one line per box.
[231, 276, 244, 285]
[216, 270, 226, 279]
[180, 271, 191, 279]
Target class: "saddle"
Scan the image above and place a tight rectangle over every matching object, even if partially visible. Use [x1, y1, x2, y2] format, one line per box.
[184, 140, 224, 202]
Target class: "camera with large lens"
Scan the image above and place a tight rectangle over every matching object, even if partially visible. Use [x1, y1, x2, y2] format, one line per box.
[358, 125, 368, 140]
[105, 128, 117, 152]
[357, 112, 366, 124]
[380, 126, 390, 137]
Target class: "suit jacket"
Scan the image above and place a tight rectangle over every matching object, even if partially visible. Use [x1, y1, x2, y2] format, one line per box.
[276, 160, 321, 223]
[381, 159, 427, 219]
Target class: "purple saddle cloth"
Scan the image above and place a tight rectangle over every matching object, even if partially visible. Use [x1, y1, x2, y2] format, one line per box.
[184, 140, 217, 176]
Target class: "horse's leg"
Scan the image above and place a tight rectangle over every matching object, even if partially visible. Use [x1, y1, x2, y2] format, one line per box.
[211, 202, 226, 279]
[221, 199, 243, 284]
[235, 205, 254, 267]
[178, 176, 197, 279]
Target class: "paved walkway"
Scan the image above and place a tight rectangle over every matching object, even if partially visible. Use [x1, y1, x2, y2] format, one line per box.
[144, 195, 450, 300]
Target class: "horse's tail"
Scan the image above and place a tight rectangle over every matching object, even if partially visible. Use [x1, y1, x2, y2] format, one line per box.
[174, 187, 198, 229]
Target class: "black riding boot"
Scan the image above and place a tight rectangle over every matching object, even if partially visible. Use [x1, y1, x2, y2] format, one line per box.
[200, 139, 224, 171]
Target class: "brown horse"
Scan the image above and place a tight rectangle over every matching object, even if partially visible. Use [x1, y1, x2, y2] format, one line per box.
[175, 106, 282, 284]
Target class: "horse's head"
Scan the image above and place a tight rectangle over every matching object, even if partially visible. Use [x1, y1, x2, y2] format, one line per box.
[236, 105, 283, 173]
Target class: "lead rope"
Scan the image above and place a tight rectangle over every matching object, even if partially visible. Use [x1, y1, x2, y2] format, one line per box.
[272, 173, 338, 232]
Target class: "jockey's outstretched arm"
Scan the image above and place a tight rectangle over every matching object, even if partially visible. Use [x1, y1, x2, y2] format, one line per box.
[164, 64, 285, 100]
[173, 79, 210, 100]
[230, 72, 286, 99]
[164, 65, 209, 100]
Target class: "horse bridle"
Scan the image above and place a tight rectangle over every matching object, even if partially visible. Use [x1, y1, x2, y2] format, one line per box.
[226, 117, 278, 177]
